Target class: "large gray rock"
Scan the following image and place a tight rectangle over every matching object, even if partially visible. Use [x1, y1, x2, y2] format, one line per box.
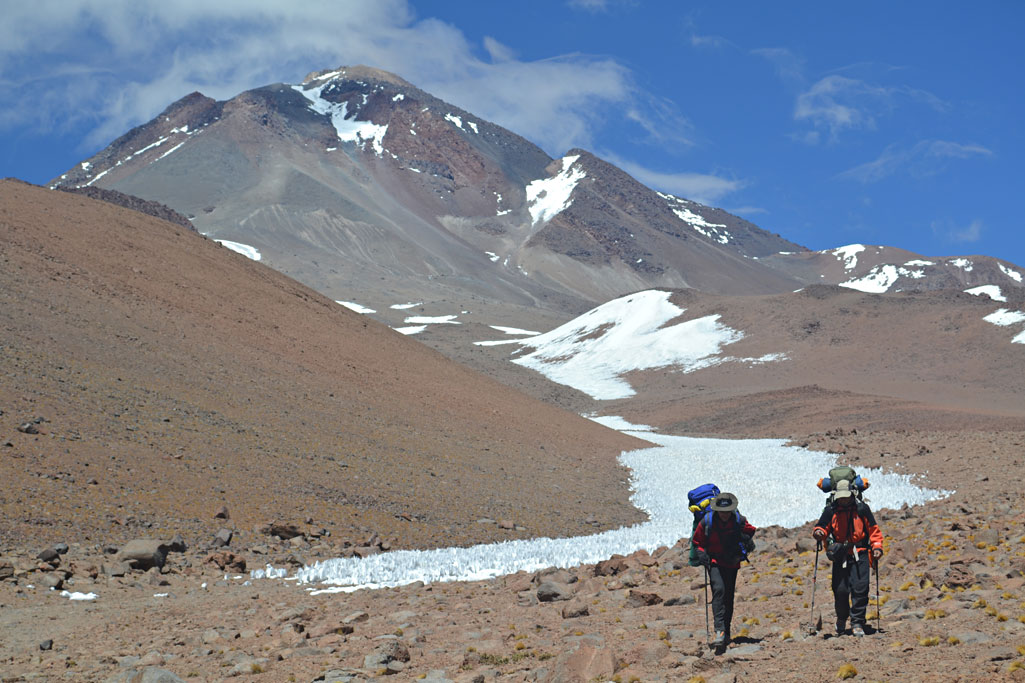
[537, 581, 574, 602]
[119, 540, 170, 570]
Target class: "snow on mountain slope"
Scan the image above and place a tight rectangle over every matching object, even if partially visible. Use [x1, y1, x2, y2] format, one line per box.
[507, 290, 784, 400]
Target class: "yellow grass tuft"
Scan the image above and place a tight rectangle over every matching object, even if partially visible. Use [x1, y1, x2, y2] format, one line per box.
[736, 627, 750, 637]
[1017, 645, 1025, 656]
[837, 663, 858, 679]
[1009, 661, 1024, 673]
[924, 609, 947, 620]
[974, 598, 988, 608]
[744, 617, 760, 625]
[918, 637, 940, 647]
[782, 631, 794, 641]
[899, 581, 915, 591]
[687, 677, 706, 683]
[947, 636, 960, 645]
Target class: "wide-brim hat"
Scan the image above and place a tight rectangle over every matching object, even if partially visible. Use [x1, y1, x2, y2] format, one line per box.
[832, 479, 854, 499]
[711, 492, 738, 512]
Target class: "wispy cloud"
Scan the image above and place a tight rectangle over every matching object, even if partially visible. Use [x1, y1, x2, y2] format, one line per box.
[837, 140, 993, 183]
[602, 152, 743, 205]
[933, 218, 983, 244]
[751, 47, 805, 84]
[0, 0, 672, 159]
[794, 75, 947, 142]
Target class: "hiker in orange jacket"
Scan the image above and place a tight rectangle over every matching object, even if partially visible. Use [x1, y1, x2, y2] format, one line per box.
[813, 479, 884, 637]
[692, 492, 757, 647]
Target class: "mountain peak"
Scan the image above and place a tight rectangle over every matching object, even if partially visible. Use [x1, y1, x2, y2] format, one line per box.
[301, 65, 413, 89]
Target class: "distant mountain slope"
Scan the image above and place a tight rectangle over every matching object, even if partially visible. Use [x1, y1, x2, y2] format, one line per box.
[489, 286, 1025, 435]
[0, 179, 647, 548]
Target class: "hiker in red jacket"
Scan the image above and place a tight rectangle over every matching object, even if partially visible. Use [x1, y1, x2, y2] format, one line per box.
[813, 479, 884, 637]
[692, 492, 757, 647]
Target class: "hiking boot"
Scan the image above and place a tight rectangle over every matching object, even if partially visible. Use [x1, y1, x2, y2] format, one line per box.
[852, 624, 866, 637]
[835, 620, 846, 636]
[712, 631, 726, 646]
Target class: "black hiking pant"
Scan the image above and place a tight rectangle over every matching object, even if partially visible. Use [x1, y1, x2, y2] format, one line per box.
[708, 564, 739, 634]
[832, 551, 870, 626]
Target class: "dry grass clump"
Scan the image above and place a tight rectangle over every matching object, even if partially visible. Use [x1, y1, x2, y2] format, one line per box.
[837, 663, 858, 679]
[918, 636, 941, 647]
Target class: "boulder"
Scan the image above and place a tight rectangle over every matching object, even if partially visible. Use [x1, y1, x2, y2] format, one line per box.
[119, 540, 169, 570]
[594, 555, 630, 576]
[204, 551, 246, 572]
[537, 581, 574, 602]
[212, 528, 233, 547]
[625, 589, 663, 608]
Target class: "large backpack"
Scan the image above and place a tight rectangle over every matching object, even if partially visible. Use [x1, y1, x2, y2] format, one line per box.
[687, 484, 720, 517]
[817, 465, 869, 503]
[687, 484, 719, 566]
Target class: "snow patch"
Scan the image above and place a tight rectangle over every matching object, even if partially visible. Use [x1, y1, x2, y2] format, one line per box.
[485, 251, 501, 262]
[390, 302, 422, 310]
[404, 315, 459, 325]
[444, 113, 463, 129]
[999, 263, 1023, 282]
[951, 258, 974, 272]
[839, 263, 925, 293]
[660, 193, 731, 243]
[965, 285, 1006, 302]
[510, 290, 784, 400]
[832, 245, 866, 270]
[983, 308, 1025, 345]
[61, 591, 98, 601]
[984, 309, 1025, 326]
[904, 259, 934, 267]
[337, 301, 376, 314]
[526, 155, 585, 225]
[215, 240, 261, 261]
[292, 83, 388, 156]
[392, 93, 405, 102]
[393, 325, 426, 335]
[467, 121, 479, 134]
[489, 325, 541, 336]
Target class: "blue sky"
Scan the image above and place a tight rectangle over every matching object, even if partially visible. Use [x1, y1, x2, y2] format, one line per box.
[1, 1, 1022, 266]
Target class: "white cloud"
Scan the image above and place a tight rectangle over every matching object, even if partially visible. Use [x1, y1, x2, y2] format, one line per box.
[751, 47, 805, 84]
[0, 0, 670, 160]
[837, 140, 993, 183]
[599, 153, 742, 205]
[794, 74, 946, 141]
[932, 218, 984, 244]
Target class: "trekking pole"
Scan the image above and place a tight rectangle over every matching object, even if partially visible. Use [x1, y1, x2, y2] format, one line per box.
[703, 563, 711, 643]
[809, 540, 820, 633]
[874, 558, 882, 633]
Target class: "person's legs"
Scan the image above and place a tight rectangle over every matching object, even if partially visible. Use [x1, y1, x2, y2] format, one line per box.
[720, 566, 739, 639]
[709, 565, 727, 635]
[849, 554, 871, 627]
[832, 559, 851, 632]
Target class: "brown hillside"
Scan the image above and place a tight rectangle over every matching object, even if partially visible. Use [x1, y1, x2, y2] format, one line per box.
[0, 180, 647, 551]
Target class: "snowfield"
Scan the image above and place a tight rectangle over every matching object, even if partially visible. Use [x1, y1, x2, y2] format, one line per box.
[509, 290, 784, 400]
[252, 418, 948, 593]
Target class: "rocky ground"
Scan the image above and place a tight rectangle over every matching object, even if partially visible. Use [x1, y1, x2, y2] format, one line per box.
[2, 429, 1025, 683]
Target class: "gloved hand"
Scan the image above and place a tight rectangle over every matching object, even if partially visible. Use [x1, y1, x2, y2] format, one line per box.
[695, 549, 710, 567]
[813, 529, 827, 541]
[871, 547, 883, 560]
